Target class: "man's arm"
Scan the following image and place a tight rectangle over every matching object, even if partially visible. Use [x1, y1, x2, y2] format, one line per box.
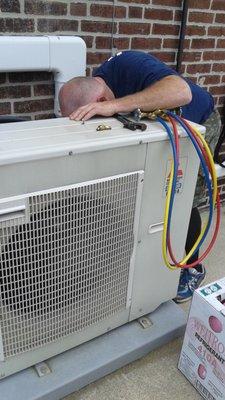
[69, 75, 192, 121]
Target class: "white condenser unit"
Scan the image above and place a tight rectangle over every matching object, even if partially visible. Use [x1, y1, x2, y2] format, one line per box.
[0, 117, 203, 379]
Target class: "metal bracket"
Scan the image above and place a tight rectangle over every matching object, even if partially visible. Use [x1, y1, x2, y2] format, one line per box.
[138, 316, 153, 329]
[34, 361, 52, 377]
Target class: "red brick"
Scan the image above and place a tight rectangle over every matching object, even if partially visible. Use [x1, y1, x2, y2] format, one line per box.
[183, 52, 202, 62]
[33, 84, 54, 96]
[129, 6, 142, 18]
[204, 75, 221, 85]
[0, 73, 6, 84]
[189, 0, 210, 8]
[90, 4, 113, 18]
[25, 1, 67, 15]
[152, 24, 179, 36]
[186, 25, 206, 36]
[0, 102, 11, 115]
[180, 65, 186, 75]
[212, 63, 225, 72]
[174, 10, 182, 21]
[152, 0, 181, 6]
[219, 178, 225, 185]
[118, 0, 149, 3]
[203, 51, 225, 61]
[218, 176, 225, 184]
[113, 37, 130, 49]
[0, 18, 34, 32]
[153, 51, 176, 63]
[131, 37, 162, 49]
[186, 64, 211, 74]
[37, 19, 78, 32]
[81, 21, 114, 33]
[119, 22, 150, 35]
[215, 13, 225, 23]
[211, 0, 225, 11]
[80, 35, 93, 49]
[217, 100, 225, 111]
[14, 98, 54, 113]
[96, 36, 111, 49]
[217, 39, 225, 48]
[87, 52, 111, 65]
[86, 67, 91, 77]
[35, 113, 55, 120]
[114, 6, 126, 18]
[9, 71, 52, 83]
[144, 8, 173, 20]
[0, 0, 20, 12]
[163, 38, 180, 48]
[70, 2, 87, 16]
[97, 36, 130, 51]
[188, 11, 214, 23]
[209, 86, 225, 95]
[219, 192, 225, 202]
[208, 26, 225, 36]
[191, 38, 215, 49]
[222, 75, 225, 83]
[0, 86, 31, 98]
[218, 96, 225, 104]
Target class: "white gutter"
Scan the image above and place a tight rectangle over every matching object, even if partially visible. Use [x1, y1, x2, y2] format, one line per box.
[0, 36, 86, 116]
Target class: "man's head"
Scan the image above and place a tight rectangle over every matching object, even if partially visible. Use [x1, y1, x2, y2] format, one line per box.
[59, 76, 115, 117]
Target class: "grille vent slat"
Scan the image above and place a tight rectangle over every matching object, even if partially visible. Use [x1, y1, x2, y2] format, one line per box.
[0, 174, 139, 358]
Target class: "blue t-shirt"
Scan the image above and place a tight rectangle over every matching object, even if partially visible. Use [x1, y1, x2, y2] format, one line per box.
[93, 51, 214, 124]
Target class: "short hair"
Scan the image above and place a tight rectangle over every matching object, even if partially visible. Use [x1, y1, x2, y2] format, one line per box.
[59, 77, 103, 116]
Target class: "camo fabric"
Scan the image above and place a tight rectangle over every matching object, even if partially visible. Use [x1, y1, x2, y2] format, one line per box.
[193, 109, 221, 208]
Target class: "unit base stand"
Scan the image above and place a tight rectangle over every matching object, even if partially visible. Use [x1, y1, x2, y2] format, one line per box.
[0, 300, 186, 400]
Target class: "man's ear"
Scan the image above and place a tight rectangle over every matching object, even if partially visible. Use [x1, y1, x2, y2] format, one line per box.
[97, 96, 107, 102]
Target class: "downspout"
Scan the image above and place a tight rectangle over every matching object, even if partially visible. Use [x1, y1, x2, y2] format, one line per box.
[176, 1, 225, 178]
[176, 0, 189, 73]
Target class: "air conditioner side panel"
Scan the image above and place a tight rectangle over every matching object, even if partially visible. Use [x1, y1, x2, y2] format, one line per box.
[129, 136, 200, 320]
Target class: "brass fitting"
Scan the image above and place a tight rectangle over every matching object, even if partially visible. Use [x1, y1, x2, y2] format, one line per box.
[133, 107, 182, 122]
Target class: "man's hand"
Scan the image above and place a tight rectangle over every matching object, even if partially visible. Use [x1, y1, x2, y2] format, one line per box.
[69, 100, 118, 121]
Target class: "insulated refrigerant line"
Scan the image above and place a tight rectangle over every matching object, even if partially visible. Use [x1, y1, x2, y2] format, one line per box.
[157, 112, 220, 271]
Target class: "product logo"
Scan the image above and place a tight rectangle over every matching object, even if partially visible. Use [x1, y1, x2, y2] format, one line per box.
[163, 157, 187, 197]
[201, 283, 222, 296]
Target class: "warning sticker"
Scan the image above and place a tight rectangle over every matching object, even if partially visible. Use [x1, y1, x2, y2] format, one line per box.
[163, 157, 187, 197]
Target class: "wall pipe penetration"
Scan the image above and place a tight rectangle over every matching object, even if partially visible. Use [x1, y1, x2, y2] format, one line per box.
[0, 36, 86, 117]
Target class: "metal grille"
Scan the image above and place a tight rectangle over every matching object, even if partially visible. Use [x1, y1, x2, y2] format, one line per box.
[0, 173, 139, 358]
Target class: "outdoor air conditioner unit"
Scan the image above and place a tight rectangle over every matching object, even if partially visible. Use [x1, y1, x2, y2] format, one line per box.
[0, 117, 203, 379]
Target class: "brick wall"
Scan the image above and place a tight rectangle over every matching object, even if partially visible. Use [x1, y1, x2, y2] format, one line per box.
[0, 0, 224, 201]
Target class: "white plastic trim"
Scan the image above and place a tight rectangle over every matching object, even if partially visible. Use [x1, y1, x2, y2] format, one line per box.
[0, 36, 86, 116]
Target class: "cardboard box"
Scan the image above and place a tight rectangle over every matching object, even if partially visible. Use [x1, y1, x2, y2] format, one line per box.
[178, 278, 225, 399]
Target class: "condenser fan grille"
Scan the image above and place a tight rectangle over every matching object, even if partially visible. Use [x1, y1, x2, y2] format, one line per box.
[0, 173, 139, 358]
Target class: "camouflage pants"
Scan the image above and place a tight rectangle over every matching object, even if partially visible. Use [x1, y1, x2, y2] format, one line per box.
[193, 109, 221, 208]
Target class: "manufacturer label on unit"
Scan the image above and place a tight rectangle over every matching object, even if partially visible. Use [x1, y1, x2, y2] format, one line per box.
[163, 157, 187, 197]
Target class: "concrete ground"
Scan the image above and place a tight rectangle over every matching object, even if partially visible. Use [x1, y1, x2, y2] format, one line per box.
[64, 206, 225, 400]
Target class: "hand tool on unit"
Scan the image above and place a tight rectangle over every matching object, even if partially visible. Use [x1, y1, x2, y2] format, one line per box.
[115, 114, 147, 131]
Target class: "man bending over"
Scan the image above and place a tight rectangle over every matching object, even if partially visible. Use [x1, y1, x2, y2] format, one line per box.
[59, 50, 221, 302]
